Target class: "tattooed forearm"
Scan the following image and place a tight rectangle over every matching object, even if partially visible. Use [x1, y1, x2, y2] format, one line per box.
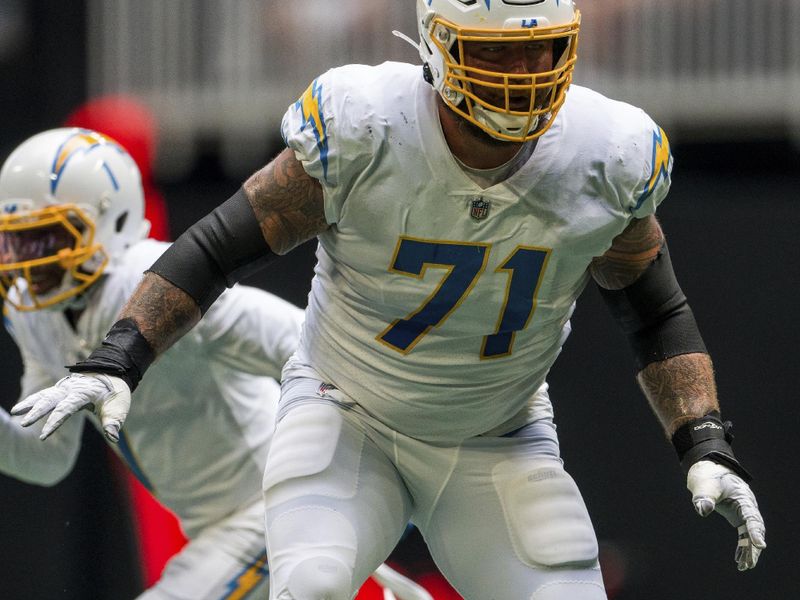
[112, 150, 324, 356]
[244, 148, 328, 254]
[636, 352, 719, 437]
[591, 216, 664, 289]
[118, 272, 201, 356]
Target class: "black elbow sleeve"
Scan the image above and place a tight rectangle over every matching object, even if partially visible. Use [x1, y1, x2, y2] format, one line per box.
[148, 188, 278, 313]
[597, 242, 707, 371]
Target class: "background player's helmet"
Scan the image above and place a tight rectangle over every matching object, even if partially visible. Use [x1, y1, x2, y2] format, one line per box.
[0, 128, 149, 311]
[417, 0, 580, 142]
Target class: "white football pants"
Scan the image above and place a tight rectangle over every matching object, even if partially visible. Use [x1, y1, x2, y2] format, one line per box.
[137, 497, 268, 599]
[262, 376, 607, 600]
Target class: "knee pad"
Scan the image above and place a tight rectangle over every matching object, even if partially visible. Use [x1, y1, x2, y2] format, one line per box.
[286, 556, 351, 600]
[266, 507, 358, 600]
[493, 458, 599, 568]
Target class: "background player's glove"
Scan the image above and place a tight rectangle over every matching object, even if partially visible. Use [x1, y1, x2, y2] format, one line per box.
[11, 373, 131, 443]
[686, 460, 766, 571]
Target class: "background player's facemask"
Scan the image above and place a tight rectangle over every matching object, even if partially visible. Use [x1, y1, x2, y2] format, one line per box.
[0, 204, 105, 311]
[0, 127, 150, 311]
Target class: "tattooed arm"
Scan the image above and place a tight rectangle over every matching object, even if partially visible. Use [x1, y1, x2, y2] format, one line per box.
[245, 147, 328, 256]
[590, 215, 718, 437]
[589, 216, 663, 291]
[122, 148, 326, 356]
[592, 216, 766, 571]
[11, 148, 326, 440]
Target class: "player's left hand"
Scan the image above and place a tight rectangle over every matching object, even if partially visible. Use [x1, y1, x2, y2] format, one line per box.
[11, 373, 131, 443]
[687, 460, 766, 571]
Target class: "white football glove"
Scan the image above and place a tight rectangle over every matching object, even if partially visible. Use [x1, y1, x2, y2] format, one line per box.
[11, 373, 131, 443]
[687, 460, 766, 571]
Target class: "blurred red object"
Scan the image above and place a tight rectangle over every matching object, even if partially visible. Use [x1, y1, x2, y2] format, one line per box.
[354, 568, 463, 600]
[355, 576, 385, 599]
[64, 95, 170, 241]
[415, 572, 463, 599]
[125, 475, 187, 587]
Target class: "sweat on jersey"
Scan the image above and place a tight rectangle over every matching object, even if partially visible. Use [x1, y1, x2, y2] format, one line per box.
[280, 61, 672, 444]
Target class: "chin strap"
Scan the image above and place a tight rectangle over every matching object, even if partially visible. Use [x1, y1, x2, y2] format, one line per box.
[392, 29, 420, 53]
[472, 104, 540, 139]
[672, 411, 753, 482]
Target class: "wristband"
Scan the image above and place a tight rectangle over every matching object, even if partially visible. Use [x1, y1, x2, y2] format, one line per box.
[68, 318, 155, 392]
[671, 410, 752, 481]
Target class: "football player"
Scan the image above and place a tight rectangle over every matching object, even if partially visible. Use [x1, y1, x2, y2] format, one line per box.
[0, 128, 430, 600]
[13, 1, 765, 598]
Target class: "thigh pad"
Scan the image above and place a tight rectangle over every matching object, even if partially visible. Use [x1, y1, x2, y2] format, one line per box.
[262, 403, 362, 508]
[492, 457, 599, 568]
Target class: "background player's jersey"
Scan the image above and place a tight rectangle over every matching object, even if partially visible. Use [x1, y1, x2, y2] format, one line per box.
[281, 61, 672, 444]
[2, 240, 304, 537]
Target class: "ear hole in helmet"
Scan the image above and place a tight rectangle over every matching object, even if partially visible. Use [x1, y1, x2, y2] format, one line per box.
[115, 211, 128, 233]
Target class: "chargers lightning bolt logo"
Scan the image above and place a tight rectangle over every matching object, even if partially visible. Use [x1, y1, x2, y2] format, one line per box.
[52, 130, 121, 195]
[635, 126, 671, 211]
[295, 79, 330, 182]
[221, 552, 268, 599]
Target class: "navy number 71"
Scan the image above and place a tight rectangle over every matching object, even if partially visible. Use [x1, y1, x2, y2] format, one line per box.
[377, 237, 550, 358]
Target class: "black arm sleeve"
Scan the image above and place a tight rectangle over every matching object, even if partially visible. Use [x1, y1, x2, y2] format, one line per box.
[598, 245, 752, 479]
[148, 187, 278, 313]
[596, 242, 707, 371]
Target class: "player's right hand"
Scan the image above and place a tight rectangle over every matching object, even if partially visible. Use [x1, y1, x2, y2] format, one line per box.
[11, 373, 131, 443]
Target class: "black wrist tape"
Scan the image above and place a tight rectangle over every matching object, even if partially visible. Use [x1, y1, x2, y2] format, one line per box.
[68, 318, 155, 393]
[671, 411, 752, 481]
[148, 187, 278, 314]
[597, 242, 707, 370]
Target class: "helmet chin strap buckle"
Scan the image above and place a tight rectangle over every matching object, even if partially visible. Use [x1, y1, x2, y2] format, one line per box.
[473, 104, 541, 142]
[423, 63, 434, 85]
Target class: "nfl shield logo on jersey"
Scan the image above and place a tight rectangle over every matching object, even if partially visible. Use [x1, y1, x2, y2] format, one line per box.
[470, 197, 490, 220]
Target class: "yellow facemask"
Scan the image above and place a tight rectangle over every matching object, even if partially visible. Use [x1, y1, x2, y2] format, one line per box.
[431, 11, 580, 142]
[0, 204, 107, 311]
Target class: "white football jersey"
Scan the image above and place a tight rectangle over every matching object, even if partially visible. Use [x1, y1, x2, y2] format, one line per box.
[281, 62, 672, 444]
[2, 240, 304, 537]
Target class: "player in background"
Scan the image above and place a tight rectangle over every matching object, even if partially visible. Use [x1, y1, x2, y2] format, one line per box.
[13, 1, 765, 598]
[0, 128, 432, 600]
[64, 95, 171, 242]
[64, 93, 182, 584]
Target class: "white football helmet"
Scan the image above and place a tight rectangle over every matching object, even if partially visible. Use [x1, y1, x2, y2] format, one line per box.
[0, 128, 149, 311]
[417, 0, 580, 142]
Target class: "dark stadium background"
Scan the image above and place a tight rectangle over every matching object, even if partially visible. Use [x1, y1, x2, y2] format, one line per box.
[0, 2, 797, 598]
